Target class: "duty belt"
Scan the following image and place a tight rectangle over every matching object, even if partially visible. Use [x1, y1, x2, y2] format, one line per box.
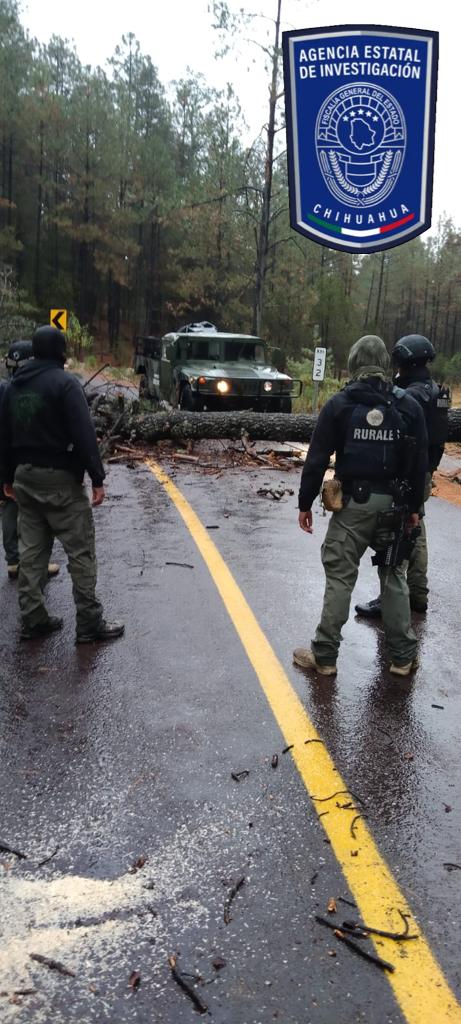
[342, 481, 394, 496]
[341, 479, 400, 505]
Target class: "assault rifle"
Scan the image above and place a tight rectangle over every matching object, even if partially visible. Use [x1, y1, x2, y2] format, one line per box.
[372, 481, 421, 569]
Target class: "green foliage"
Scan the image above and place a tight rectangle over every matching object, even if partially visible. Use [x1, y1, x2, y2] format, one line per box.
[288, 353, 342, 412]
[0, 262, 37, 345]
[292, 377, 342, 413]
[66, 313, 94, 359]
[433, 353, 461, 385]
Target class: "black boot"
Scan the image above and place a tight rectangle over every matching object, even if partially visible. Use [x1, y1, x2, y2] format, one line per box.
[76, 620, 125, 644]
[354, 596, 382, 618]
[20, 616, 64, 641]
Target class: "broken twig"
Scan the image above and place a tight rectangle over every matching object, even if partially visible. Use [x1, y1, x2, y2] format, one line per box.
[315, 914, 367, 940]
[350, 814, 367, 839]
[231, 770, 249, 782]
[37, 845, 59, 867]
[168, 956, 208, 1014]
[224, 876, 245, 925]
[29, 954, 75, 977]
[0, 841, 27, 859]
[0, 989, 36, 998]
[312, 789, 365, 806]
[338, 896, 356, 909]
[342, 913, 418, 941]
[334, 929, 395, 972]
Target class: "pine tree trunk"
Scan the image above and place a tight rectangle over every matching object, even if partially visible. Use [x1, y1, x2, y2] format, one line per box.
[119, 408, 461, 444]
[34, 122, 44, 305]
[125, 409, 318, 443]
[448, 408, 461, 440]
[252, 0, 282, 336]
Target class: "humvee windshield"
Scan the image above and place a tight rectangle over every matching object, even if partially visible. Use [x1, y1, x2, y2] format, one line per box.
[223, 340, 265, 363]
[184, 337, 221, 360]
[182, 336, 266, 363]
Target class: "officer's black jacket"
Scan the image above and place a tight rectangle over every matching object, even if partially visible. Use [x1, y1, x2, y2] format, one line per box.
[0, 359, 105, 487]
[298, 377, 428, 513]
[396, 365, 446, 472]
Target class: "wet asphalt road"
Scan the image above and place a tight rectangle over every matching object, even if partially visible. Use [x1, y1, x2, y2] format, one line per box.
[0, 458, 460, 1023]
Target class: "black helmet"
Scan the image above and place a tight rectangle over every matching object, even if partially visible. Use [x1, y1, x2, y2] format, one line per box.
[392, 334, 435, 366]
[33, 325, 67, 364]
[5, 339, 34, 370]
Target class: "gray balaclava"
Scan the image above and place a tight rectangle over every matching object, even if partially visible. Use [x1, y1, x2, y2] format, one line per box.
[347, 335, 390, 381]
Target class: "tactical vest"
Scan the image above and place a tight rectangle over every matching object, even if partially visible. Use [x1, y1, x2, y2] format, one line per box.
[339, 385, 407, 482]
[407, 379, 450, 470]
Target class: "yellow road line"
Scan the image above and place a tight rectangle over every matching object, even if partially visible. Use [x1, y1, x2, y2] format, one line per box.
[147, 458, 461, 1024]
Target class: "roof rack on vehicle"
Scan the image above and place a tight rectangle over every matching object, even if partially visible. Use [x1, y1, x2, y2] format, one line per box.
[178, 322, 217, 334]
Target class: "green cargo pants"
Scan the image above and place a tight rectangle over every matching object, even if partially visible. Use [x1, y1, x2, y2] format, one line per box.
[312, 493, 417, 667]
[14, 465, 104, 633]
[406, 473, 432, 605]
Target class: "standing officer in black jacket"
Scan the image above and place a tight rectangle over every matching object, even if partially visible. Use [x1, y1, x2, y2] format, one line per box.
[293, 335, 427, 678]
[355, 335, 449, 618]
[0, 340, 60, 580]
[0, 325, 124, 642]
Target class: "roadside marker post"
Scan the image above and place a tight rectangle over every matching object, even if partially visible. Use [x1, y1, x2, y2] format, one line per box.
[312, 345, 326, 414]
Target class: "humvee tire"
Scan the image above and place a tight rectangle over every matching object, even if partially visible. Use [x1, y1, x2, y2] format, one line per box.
[179, 384, 196, 411]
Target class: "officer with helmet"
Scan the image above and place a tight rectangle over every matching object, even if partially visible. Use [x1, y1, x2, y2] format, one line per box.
[0, 325, 124, 643]
[293, 335, 427, 678]
[0, 340, 59, 580]
[355, 334, 450, 618]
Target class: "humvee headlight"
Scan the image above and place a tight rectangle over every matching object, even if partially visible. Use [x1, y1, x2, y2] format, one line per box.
[263, 381, 273, 392]
[217, 380, 230, 394]
[198, 376, 207, 385]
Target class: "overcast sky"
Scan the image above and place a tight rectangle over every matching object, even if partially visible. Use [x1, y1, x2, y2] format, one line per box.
[20, 0, 460, 232]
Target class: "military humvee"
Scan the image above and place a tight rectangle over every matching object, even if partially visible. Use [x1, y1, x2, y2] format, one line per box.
[133, 322, 302, 412]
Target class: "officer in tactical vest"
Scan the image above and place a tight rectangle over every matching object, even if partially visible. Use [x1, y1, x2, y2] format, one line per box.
[293, 335, 428, 678]
[355, 334, 449, 618]
[0, 341, 59, 580]
[0, 325, 124, 643]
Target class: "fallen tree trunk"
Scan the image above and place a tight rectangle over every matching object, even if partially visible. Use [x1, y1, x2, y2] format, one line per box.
[123, 410, 318, 443]
[448, 407, 461, 441]
[98, 402, 461, 445]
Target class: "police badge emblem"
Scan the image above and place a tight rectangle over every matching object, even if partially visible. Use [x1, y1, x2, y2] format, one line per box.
[283, 25, 438, 253]
[366, 408, 385, 426]
[316, 84, 406, 208]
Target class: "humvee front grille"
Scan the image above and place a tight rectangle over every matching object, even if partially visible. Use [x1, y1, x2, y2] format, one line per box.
[196, 378, 301, 397]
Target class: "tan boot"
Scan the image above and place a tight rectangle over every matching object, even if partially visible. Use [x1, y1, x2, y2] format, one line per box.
[389, 657, 420, 677]
[8, 563, 59, 580]
[293, 647, 337, 676]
